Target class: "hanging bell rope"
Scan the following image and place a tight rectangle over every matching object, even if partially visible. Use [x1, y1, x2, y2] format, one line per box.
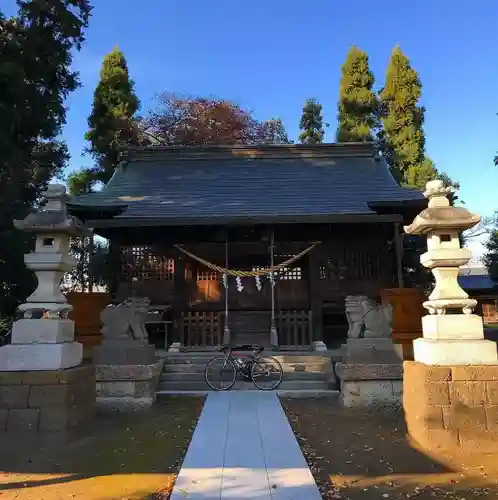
[173, 242, 321, 277]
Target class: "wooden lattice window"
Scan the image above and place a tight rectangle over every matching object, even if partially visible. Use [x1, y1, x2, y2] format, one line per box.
[196, 266, 219, 281]
[278, 267, 302, 280]
[120, 246, 174, 281]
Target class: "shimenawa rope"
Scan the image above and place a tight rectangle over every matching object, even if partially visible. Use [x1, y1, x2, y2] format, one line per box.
[173, 242, 321, 277]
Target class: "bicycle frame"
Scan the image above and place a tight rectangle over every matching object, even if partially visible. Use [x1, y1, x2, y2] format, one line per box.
[221, 346, 266, 376]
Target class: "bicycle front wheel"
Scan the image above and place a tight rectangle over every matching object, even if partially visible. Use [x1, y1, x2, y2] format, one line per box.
[204, 357, 237, 391]
[250, 356, 283, 390]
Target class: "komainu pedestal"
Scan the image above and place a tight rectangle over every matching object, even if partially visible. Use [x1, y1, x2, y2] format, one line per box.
[93, 298, 163, 411]
[337, 296, 403, 406]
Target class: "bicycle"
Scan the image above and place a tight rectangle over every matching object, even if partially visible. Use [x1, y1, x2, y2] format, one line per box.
[204, 345, 283, 391]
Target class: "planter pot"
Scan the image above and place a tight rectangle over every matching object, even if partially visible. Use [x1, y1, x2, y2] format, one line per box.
[381, 288, 426, 360]
[66, 292, 111, 358]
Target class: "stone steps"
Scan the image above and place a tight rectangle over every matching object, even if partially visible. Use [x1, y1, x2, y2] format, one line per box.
[157, 352, 338, 392]
[156, 389, 340, 398]
[162, 361, 331, 373]
[160, 371, 329, 381]
[157, 379, 328, 391]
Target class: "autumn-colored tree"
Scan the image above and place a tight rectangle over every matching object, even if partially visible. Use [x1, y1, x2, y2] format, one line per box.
[139, 93, 265, 146]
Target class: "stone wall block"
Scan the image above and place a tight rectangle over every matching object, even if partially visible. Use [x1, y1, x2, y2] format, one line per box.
[96, 381, 135, 397]
[449, 381, 487, 406]
[452, 366, 498, 381]
[423, 382, 451, 405]
[486, 381, 498, 404]
[29, 384, 75, 408]
[484, 405, 498, 429]
[392, 380, 403, 398]
[0, 373, 23, 386]
[409, 428, 459, 452]
[406, 404, 445, 431]
[443, 403, 487, 431]
[403, 361, 451, 383]
[459, 431, 498, 454]
[39, 407, 78, 431]
[134, 381, 154, 398]
[7, 408, 39, 431]
[0, 409, 7, 430]
[21, 372, 62, 386]
[0, 386, 29, 409]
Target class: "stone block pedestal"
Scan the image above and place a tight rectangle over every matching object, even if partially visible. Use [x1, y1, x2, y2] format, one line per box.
[95, 360, 164, 412]
[0, 365, 94, 441]
[404, 361, 498, 454]
[336, 363, 403, 406]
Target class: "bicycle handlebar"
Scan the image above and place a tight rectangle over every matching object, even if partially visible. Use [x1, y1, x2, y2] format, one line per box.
[223, 345, 264, 355]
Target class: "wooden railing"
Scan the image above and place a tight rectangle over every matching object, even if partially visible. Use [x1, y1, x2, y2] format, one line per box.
[180, 311, 223, 348]
[276, 310, 312, 348]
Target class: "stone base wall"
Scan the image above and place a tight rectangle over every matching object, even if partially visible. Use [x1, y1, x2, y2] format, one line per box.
[336, 363, 402, 406]
[0, 365, 94, 440]
[95, 360, 164, 412]
[404, 361, 498, 454]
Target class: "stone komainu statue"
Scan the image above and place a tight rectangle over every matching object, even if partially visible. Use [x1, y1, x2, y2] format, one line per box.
[100, 298, 150, 341]
[345, 295, 393, 339]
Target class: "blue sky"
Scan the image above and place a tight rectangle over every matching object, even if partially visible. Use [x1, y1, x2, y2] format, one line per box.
[3, 0, 498, 250]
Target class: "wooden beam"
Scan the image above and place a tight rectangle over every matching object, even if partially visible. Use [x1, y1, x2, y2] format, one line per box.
[394, 222, 404, 288]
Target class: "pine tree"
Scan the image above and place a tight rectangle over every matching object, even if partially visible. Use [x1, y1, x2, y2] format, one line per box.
[336, 46, 378, 142]
[86, 46, 139, 183]
[298, 98, 325, 144]
[484, 227, 498, 281]
[259, 118, 292, 144]
[379, 46, 425, 182]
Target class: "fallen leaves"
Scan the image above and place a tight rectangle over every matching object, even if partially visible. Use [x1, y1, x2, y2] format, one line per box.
[280, 398, 497, 500]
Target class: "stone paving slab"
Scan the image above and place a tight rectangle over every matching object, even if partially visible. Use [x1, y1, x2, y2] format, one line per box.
[170, 391, 321, 499]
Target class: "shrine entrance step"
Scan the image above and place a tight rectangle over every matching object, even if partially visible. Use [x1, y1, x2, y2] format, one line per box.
[157, 352, 338, 392]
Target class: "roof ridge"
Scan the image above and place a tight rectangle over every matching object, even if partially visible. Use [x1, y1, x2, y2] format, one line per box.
[120, 142, 378, 163]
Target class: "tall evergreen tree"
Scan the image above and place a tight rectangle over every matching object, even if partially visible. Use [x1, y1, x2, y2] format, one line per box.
[298, 98, 325, 144]
[0, 0, 91, 330]
[86, 45, 139, 179]
[379, 46, 425, 182]
[336, 46, 378, 142]
[259, 118, 291, 144]
[68, 46, 139, 194]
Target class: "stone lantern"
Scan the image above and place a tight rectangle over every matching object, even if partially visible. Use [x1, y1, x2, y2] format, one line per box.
[0, 184, 90, 371]
[404, 179, 498, 365]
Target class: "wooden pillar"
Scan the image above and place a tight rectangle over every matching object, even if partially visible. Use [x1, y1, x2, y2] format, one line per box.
[107, 238, 121, 298]
[172, 252, 186, 347]
[308, 248, 323, 345]
[394, 222, 404, 288]
[88, 231, 94, 293]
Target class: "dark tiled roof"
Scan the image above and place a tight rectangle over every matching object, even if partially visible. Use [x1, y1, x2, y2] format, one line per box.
[459, 274, 498, 291]
[68, 143, 425, 225]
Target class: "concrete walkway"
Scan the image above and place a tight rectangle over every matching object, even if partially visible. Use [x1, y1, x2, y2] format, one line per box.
[170, 391, 322, 499]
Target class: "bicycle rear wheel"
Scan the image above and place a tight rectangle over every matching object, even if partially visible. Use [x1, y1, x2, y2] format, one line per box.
[250, 355, 283, 390]
[204, 357, 237, 391]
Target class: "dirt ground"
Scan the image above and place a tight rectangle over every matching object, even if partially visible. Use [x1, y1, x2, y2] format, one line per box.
[0, 397, 204, 500]
[281, 398, 498, 500]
